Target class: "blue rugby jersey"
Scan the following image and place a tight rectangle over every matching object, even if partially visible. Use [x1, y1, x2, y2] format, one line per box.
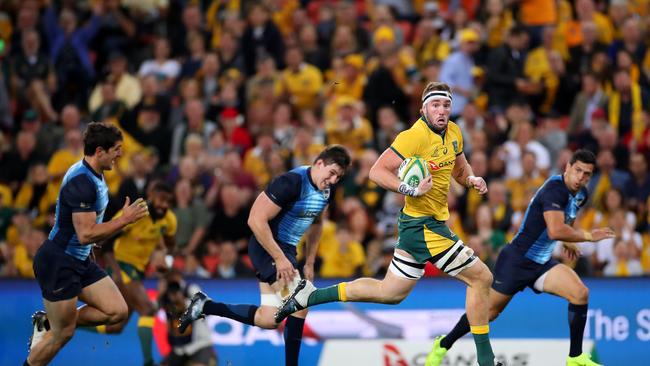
[510, 175, 588, 264]
[264, 166, 333, 246]
[48, 159, 109, 260]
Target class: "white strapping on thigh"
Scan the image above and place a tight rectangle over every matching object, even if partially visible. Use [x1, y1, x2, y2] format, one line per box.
[388, 250, 425, 280]
[434, 240, 479, 277]
[533, 270, 550, 292]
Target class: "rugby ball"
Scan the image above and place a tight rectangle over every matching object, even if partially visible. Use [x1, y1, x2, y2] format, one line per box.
[398, 157, 430, 187]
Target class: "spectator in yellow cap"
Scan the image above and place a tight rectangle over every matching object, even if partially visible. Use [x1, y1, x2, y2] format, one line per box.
[344, 53, 364, 70]
[373, 25, 396, 50]
[330, 54, 367, 101]
[459, 28, 480, 43]
[367, 23, 418, 96]
[370, 4, 404, 46]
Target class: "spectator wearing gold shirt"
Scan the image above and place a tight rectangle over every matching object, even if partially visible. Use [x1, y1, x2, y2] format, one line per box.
[14, 164, 57, 228]
[328, 54, 366, 101]
[88, 52, 142, 111]
[280, 45, 324, 113]
[46, 129, 84, 194]
[12, 228, 45, 278]
[325, 96, 373, 157]
[243, 130, 280, 190]
[505, 150, 546, 213]
[318, 220, 366, 278]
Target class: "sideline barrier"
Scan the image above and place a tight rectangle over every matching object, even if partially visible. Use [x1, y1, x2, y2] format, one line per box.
[319, 339, 595, 366]
[0, 278, 647, 365]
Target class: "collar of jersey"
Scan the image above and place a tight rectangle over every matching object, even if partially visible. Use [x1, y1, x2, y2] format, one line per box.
[82, 158, 102, 179]
[306, 167, 319, 190]
[419, 117, 446, 140]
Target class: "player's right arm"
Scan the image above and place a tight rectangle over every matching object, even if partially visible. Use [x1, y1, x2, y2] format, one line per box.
[65, 175, 149, 244]
[544, 211, 614, 242]
[73, 196, 149, 244]
[248, 173, 300, 283]
[370, 133, 432, 196]
[541, 183, 615, 242]
[369, 148, 406, 191]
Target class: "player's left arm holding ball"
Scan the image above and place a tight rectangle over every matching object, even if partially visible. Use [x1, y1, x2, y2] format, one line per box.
[452, 152, 488, 195]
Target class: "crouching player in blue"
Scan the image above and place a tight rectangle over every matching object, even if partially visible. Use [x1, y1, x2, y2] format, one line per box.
[427, 149, 615, 366]
[178, 145, 351, 366]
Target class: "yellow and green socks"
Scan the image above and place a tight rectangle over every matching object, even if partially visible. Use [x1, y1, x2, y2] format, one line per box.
[137, 316, 154, 366]
[307, 283, 347, 306]
[471, 324, 495, 366]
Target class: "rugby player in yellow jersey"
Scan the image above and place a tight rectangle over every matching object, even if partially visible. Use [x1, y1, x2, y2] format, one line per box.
[276, 82, 500, 366]
[100, 181, 177, 366]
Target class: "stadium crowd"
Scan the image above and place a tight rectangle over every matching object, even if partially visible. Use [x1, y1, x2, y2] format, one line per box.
[0, 0, 649, 282]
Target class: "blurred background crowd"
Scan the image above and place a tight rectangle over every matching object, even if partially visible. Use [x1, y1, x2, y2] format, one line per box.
[0, 0, 649, 282]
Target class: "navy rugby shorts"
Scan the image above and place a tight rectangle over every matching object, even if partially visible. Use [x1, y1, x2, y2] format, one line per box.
[33, 240, 107, 301]
[248, 236, 299, 284]
[492, 244, 559, 295]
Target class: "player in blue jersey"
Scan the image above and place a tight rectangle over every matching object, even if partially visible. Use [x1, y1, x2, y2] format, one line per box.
[178, 145, 351, 366]
[25, 122, 150, 366]
[426, 149, 615, 366]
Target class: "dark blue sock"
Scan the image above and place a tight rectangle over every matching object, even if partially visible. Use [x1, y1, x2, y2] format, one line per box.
[568, 303, 588, 357]
[441, 313, 470, 349]
[202, 301, 258, 326]
[284, 316, 305, 366]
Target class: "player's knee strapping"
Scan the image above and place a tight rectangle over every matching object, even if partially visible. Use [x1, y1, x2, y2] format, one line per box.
[261, 294, 283, 307]
[261, 275, 303, 307]
[431, 240, 478, 277]
[137, 316, 155, 364]
[388, 251, 425, 279]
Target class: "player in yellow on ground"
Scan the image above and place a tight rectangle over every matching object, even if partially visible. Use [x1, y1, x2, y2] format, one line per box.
[100, 181, 177, 366]
[276, 82, 501, 366]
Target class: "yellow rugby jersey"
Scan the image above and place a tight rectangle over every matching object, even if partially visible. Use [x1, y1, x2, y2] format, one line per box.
[113, 209, 177, 272]
[390, 118, 463, 221]
[280, 64, 324, 111]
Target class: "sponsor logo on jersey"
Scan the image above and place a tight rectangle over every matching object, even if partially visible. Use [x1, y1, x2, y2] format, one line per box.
[438, 160, 454, 168]
[300, 211, 321, 218]
[428, 159, 454, 171]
